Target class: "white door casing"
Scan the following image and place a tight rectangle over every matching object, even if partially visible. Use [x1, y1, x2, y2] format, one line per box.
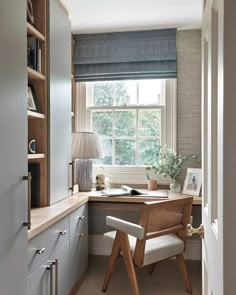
[202, 0, 236, 294]
[202, 0, 223, 294]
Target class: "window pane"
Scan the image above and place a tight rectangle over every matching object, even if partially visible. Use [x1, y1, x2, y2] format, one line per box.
[139, 79, 161, 105]
[115, 140, 136, 165]
[92, 111, 112, 137]
[92, 81, 114, 106]
[138, 139, 161, 165]
[115, 81, 137, 106]
[94, 139, 112, 165]
[138, 110, 161, 137]
[115, 111, 136, 137]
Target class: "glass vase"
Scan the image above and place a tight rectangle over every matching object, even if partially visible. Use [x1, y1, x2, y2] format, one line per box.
[169, 179, 181, 193]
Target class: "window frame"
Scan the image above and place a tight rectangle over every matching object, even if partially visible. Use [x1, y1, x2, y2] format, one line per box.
[75, 79, 177, 185]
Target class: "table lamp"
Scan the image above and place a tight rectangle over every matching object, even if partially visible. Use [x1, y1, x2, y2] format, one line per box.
[72, 132, 104, 192]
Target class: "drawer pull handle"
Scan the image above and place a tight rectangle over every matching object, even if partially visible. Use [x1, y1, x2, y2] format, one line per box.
[79, 233, 86, 238]
[36, 248, 46, 254]
[46, 263, 53, 295]
[59, 230, 67, 236]
[78, 216, 85, 221]
[52, 259, 59, 295]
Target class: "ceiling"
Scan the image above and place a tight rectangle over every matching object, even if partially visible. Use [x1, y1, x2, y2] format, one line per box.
[61, 0, 202, 34]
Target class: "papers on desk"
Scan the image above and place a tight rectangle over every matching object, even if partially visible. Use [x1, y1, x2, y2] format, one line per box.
[101, 185, 144, 197]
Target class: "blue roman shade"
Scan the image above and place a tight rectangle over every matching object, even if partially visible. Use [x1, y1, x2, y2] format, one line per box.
[73, 29, 177, 81]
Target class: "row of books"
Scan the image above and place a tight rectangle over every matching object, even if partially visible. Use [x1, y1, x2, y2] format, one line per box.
[27, 37, 42, 73]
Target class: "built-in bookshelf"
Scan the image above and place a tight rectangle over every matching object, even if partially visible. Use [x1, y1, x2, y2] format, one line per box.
[27, 0, 47, 207]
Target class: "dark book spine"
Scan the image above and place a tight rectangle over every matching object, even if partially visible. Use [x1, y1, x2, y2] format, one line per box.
[35, 38, 40, 72]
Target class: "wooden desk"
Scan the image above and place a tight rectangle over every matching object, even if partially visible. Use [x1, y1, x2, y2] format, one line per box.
[88, 189, 202, 205]
[88, 190, 202, 235]
[29, 189, 201, 239]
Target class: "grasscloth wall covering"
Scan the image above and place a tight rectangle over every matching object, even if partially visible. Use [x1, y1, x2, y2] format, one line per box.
[177, 29, 201, 184]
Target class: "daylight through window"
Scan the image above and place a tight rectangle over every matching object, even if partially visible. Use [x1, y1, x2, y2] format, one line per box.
[77, 79, 176, 168]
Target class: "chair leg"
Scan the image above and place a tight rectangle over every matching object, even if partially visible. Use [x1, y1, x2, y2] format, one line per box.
[102, 232, 121, 292]
[120, 232, 140, 295]
[176, 254, 192, 294]
[148, 262, 158, 275]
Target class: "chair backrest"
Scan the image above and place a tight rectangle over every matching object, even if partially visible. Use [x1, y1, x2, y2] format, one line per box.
[133, 197, 193, 266]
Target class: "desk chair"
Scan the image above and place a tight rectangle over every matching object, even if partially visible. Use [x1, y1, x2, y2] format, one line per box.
[102, 197, 193, 295]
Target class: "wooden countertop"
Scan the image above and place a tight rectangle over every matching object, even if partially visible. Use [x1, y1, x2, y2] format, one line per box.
[28, 194, 88, 240]
[28, 189, 202, 240]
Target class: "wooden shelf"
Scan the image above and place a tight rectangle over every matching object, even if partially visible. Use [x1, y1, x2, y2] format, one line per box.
[27, 67, 45, 80]
[28, 110, 45, 119]
[28, 153, 45, 160]
[27, 22, 45, 42]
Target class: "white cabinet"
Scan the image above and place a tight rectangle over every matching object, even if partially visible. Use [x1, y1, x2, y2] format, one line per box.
[48, 0, 72, 205]
[0, 0, 28, 293]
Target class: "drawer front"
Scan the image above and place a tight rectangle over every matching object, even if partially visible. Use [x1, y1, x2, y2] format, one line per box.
[27, 259, 50, 295]
[70, 204, 88, 237]
[50, 215, 70, 253]
[69, 225, 88, 289]
[28, 229, 52, 275]
[50, 241, 70, 295]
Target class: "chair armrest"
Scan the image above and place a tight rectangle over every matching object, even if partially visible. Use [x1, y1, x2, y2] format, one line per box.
[106, 216, 145, 239]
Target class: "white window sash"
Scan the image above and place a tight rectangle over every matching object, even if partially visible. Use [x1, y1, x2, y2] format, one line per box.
[75, 79, 177, 185]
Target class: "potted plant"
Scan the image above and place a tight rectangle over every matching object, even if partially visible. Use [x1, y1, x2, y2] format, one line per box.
[151, 145, 198, 192]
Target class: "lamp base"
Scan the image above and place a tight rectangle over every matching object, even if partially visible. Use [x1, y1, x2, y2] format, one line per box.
[77, 159, 93, 192]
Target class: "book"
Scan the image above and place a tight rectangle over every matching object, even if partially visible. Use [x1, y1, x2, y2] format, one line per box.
[101, 185, 144, 197]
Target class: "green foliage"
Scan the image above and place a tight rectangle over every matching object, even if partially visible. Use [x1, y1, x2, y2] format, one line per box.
[92, 80, 161, 166]
[152, 145, 198, 180]
[93, 82, 113, 106]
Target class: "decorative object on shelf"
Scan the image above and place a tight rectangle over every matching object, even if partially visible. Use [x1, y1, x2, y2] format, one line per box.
[169, 179, 181, 193]
[72, 132, 104, 192]
[182, 168, 202, 196]
[27, 85, 41, 113]
[27, 0, 34, 24]
[27, 37, 41, 72]
[95, 167, 110, 191]
[147, 179, 158, 190]
[146, 167, 158, 190]
[28, 139, 36, 154]
[152, 145, 198, 193]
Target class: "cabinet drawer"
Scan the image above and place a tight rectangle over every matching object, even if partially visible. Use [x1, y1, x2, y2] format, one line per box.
[69, 225, 88, 289]
[27, 260, 50, 295]
[70, 204, 88, 237]
[28, 229, 52, 275]
[50, 215, 69, 253]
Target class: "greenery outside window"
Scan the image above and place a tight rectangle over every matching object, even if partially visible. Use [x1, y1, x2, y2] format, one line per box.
[76, 79, 177, 184]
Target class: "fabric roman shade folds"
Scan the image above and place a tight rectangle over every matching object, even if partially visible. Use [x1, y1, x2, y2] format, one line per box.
[73, 28, 177, 81]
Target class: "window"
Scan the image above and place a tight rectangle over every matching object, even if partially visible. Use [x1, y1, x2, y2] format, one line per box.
[76, 79, 176, 184]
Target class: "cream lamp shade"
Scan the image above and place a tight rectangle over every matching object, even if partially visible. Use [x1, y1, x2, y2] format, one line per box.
[72, 132, 104, 192]
[72, 132, 104, 159]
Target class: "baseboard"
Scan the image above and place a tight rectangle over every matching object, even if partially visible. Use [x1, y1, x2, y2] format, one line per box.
[88, 234, 201, 261]
[68, 271, 86, 295]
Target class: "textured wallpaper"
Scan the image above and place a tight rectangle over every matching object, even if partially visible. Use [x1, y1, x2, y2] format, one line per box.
[177, 29, 201, 183]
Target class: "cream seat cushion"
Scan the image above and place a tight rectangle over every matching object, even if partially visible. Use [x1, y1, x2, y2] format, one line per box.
[104, 231, 185, 266]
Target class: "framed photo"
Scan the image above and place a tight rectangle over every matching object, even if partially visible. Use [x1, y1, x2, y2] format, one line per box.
[27, 0, 34, 24]
[27, 85, 40, 112]
[182, 168, 202, 196]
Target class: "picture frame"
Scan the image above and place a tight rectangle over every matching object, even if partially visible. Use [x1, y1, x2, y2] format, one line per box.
[27, 0, 34, 25]
[27, 85, 41, 113]
[182, 168, 202, 196]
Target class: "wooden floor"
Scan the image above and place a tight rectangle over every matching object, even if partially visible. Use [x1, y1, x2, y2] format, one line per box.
[76, 255, 202, 295]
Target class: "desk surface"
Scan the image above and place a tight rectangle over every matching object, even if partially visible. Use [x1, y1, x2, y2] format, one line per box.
[29, 189, 202, 239]
[88, 189, 202, 205]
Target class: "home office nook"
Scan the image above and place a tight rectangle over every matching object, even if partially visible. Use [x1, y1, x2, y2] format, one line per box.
[2, 0, 236, 294]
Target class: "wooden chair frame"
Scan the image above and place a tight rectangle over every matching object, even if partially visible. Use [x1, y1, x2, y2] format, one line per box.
[102, 197, 193, 295]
